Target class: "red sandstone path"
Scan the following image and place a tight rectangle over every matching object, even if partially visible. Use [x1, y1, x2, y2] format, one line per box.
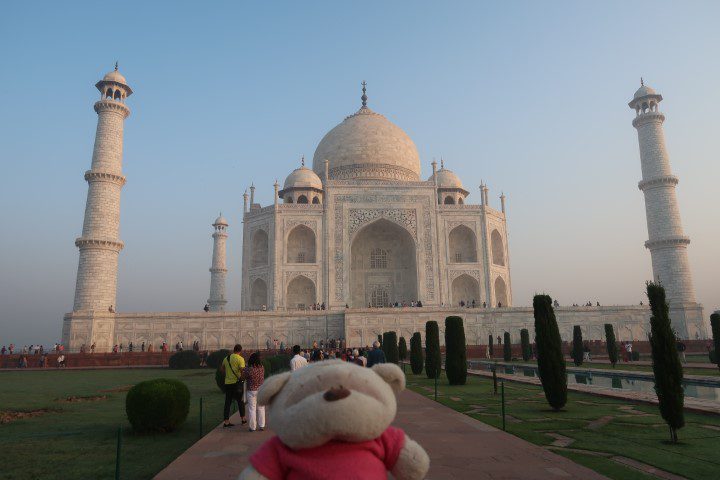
[155, 389, 606, 479]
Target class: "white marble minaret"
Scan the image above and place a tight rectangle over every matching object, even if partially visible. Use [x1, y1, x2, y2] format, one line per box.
[629, 80, 706, 338]
[208, 214, 229, 311]
[72, 64, 131, 312]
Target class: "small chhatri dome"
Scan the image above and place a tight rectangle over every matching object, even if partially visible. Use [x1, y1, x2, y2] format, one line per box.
[633, 84, 657, 99]
[312, 82, 421, 181]
[428, 160, 463, 189]
[629, 78, 662, 108]
[103, 62, 128, 85]
[213, 214, 228, 226]
[284, 161, 323, 190]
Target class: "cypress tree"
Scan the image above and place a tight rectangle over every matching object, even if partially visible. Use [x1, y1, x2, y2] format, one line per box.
[410, 332, 424, 375]
[488, 334, 494, 357]
[711, 313, 720, 371]
[646, 282, 684, 443]
[572, 325, 583, 366]
[425, 321, 441, 379]
[533, 294, 567, 411]
[503, 332, 512, 361]
[445, 316, 467, 385]
[520, 328, 531, 361]
[382, 331, 399, 364]
[398, 336, 408, 363]
[605, 324, 619, 367]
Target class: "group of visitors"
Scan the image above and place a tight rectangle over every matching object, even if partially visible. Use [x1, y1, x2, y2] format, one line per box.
[1, 343, 66, 356]
[571, 301, 602, 307]
[220, 340, 389, 433]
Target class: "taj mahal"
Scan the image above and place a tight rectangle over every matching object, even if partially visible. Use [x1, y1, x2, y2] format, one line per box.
[62, 67, 709, 352]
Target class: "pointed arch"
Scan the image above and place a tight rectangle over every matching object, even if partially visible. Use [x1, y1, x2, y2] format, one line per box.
[444, 196, 455, 205]
[250, 278, 268, 310]
[286, 275, 315, 310]
[287, 225, 316, 263]
[491, 229, 505, 266]
[494, 276, 508, 307]
[448, 225, 478, 263]
[451, 274, 480, 307]
[297, 195, 308, 204]
[251, 230, 269, 267]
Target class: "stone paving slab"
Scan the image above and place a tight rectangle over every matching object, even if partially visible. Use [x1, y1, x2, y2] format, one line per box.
[155, 389, 607, 479]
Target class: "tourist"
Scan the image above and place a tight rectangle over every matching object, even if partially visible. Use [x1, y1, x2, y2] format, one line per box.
[483, 302, 487, 308]
[485, 343, 491, 359]
[141, 342, 145, 352]
[19, 355, 27, 368]
[57, 354, 66, 368]
[148, 343, 154, 352]
[353, 349, 366, 367]
[129, 342, 134, 352]
[119, 343, 124, 353]
[90, 343, 96, 353]
[676, 340, 686, 363]
[1, 346, 5, 355]
[366, 341, 386, 367]
[266, 339, 271, 351]
[221, 344, 247, 427]
[497, 335, 502, 345]
[624, 341, 632, 362]
[112, 344, 118, 353]
[244, 352, 266, 432]
[204, 303, 210, 312]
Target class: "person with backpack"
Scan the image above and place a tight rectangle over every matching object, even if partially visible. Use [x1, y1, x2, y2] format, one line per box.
[221, 344, 247, 428]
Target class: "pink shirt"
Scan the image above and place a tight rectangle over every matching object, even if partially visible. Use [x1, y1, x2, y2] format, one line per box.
[249, 426, 406, 480]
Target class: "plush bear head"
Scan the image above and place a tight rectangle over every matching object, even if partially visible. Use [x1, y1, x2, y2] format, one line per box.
[257, 360, 405, 449]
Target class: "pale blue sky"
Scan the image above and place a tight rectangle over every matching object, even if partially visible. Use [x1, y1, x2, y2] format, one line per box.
[1, 1, 718, 346]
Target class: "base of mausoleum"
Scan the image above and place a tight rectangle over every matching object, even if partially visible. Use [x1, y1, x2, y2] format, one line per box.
[61, 304, 708, 353]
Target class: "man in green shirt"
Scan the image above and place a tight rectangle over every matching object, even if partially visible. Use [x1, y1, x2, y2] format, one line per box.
[222, 344, 247, 427]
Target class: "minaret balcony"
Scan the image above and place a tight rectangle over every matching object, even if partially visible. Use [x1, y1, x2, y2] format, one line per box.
[638, 175, 678, 191]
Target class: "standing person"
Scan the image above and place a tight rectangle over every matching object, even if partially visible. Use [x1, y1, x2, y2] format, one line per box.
[366, 341, 386, 367]
[290, 345, 308, 371]
[485, 343, 491, 359]
[676, 340, 687, 363]
[244, 352, 266, 432]
[221, 344, 247, 428]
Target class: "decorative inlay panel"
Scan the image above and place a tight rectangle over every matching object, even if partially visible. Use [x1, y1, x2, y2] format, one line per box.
[284, 271, 317, 285]
[450, 270, 481, 281]
[348, 208, 417, 239]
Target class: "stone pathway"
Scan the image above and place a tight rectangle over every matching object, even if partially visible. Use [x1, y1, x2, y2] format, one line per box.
[155, 389, 607, 479]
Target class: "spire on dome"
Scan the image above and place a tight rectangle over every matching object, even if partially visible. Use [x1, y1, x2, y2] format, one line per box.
[640, 77, 644, 86]
[440, 157, 445, 169]
[115, 61, 119, 71]
[361, 81, 368, 107]
[301, 155, 305, 167]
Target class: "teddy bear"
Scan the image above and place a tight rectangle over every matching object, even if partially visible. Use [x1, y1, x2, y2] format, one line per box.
[238, 360, 430, 480]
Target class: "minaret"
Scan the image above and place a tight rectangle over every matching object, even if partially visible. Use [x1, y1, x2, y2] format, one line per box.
[629, 80, 704, 337]
[72, 64, 132, 312]
[208, 214, 229, 311]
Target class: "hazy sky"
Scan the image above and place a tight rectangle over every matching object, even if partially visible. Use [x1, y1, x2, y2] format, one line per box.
[1, 1, 718, 346]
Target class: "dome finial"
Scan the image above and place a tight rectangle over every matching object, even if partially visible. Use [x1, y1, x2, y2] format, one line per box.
[115, 61, 119, 71]
[301, 155, 305, 167]
[640, 77, 644, 87]
[361, 81, 368, 107]
[440, 157, 444, 169]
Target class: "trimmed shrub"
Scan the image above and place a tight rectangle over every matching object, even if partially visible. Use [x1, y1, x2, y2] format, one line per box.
[410, 332, 424, 375]
[710, 350, 717, 364]
[647, 281, 684, 443]
[520, 328, 531, 361]
[169, 350, 200, 369]
[533, 294, 567, 411]
[126, 378, 190, 433]
[383, 331, 399, 364]
[711, 313, 720, 370]
[605, 324, 619, 367]
[206, 349, 231, 369]
[445, 316, 467, 385]
[425, 321, 441, 379]
[262, 358, 273, 378]
[488, 334, 494, 357]
[378, 334, 382, 346]
[631, 351, 641, 362]
[398, 337, 408, 362]
[503, 332, 511, 361]
[572, 326, 583, 366]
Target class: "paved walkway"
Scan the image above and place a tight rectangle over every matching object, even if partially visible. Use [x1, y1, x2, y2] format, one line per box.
[155, 389, 606, 479]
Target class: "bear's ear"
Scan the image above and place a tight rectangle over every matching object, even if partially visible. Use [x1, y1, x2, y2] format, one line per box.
[372, 363, 406, 394]
[257, 371, 291, 406]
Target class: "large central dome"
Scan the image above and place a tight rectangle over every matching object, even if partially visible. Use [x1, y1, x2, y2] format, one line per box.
[312, 106, 421, 181]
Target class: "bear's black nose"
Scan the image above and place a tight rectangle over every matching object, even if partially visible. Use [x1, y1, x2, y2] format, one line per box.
[323, 386, 351, 402]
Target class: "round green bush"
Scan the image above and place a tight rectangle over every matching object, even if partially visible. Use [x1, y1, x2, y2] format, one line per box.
[709, 350, 717, 364]
[169, 350, 201, 369]
[207, 349, 231, 369]
[631, 350, 641, 361]
[126, 378, 190, 433]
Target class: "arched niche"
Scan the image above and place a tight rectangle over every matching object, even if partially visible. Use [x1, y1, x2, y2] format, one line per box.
[250, 278, 268, 310]
[494, 276, 508, 307]
[491, 229, 505, 266]
[251, 230, 269, 267]
[444, 196, 455, 205]
[451, 274, 480, 307]
[286, 275, 315, 310]
[350, 218, 417, 308]
[448, 225, 477, 263]
[286, 225, 316, 263]
[297, 195, 308, 204]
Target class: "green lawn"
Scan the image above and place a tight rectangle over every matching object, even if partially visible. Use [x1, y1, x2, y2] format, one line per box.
[0, 369, 226, 480]
[405, 371, 720, 480]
